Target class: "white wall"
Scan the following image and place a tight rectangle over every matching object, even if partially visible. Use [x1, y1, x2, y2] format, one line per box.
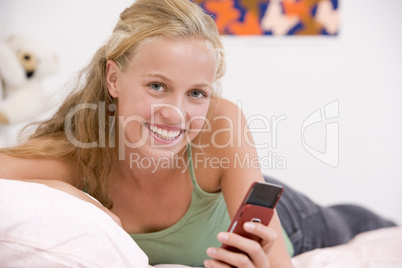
[1, 0, 401, 224]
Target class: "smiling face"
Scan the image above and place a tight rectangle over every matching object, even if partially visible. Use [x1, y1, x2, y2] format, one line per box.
[106, 38, 217, 160]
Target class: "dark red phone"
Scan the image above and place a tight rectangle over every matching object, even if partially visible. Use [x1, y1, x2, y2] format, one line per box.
[221, 181, 283, 254]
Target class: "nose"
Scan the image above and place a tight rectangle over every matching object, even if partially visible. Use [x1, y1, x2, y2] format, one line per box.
[157, 101, 186, 127]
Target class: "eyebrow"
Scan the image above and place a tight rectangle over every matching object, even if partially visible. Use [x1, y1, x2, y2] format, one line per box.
[142, 73, 213, 91]
[142, 73, 173, 83]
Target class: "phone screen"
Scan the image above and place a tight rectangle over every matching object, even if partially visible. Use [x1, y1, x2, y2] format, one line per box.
[246, 183, 281, 208]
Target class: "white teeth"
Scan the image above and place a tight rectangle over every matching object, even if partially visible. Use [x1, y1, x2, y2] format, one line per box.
[147, 124, 181, 140]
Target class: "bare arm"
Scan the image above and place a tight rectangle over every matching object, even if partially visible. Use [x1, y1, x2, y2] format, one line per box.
[205, 98, 293, 267]
[0, 153, 78, 185]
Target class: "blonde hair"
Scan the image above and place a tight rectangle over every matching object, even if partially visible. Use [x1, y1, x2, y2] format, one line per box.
[0, 0, 225, 208]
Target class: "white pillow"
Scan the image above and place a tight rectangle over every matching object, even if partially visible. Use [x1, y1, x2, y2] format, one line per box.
[0, 178, 149, 267]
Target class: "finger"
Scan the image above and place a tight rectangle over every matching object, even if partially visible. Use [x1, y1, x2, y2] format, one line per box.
[243, 222, 277, 252]
[216, 224, 275, 267]
[204, 257, 232, 268]
[219, 230, 263, 255]
[206, 247, 253, 268]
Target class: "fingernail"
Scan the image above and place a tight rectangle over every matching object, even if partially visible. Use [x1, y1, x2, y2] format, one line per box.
[244, 222, 255, 230]
[217, 232, 229, 242]
[206, 247, 216, 256]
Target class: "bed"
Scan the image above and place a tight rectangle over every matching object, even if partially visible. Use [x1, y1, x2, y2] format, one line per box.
[1, 178, 401, 267]
[291, 227, 402, 268]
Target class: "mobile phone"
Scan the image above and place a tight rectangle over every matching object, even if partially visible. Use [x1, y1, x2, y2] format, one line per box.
[221, 181, 283, 254]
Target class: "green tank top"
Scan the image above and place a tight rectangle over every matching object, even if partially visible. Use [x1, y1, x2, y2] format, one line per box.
[130, 145, 293, 266]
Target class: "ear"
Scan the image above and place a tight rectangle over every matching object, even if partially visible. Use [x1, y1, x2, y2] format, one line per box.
[106, 60, 120, 98]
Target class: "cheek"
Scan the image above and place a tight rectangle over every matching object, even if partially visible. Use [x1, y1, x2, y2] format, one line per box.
[116, 96, 152, 139]
[186, 104, 210, 134]
[117, 92, 152, 119]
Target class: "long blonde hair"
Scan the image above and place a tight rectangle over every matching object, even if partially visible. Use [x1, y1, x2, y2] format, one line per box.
[0, 0, 225, 208]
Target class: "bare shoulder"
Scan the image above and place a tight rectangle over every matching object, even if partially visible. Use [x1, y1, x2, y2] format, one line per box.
[209, 97, 241, 119]
[200, 97, 248, 155]
[0, 149, 79, 187]
[191, 98, 249, 192]
[194, 97, 242, 153]
[194, 97, 264, 209]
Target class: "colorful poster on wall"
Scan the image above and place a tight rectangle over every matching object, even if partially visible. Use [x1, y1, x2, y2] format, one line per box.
[195, 0, 339, 36]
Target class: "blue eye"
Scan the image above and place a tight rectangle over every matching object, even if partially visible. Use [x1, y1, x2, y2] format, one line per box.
[150, 83, 164, 91]
[189, 90, 208, 99]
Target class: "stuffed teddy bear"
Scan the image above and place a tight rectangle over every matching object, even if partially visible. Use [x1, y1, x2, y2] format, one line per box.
[0, 34, 59, 125]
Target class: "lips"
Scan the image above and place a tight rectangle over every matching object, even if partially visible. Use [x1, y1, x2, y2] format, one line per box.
[145, 123, 184, 142]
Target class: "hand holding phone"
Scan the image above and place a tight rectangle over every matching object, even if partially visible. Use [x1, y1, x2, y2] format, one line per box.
[221, 181, 283, 254]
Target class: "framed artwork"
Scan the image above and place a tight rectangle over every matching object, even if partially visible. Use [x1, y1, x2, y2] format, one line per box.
[195, 0, 339, 36]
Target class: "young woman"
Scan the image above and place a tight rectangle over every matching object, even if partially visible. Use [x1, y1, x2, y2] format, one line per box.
[0, 0, 395, 267]
[0, 0, 293, 267]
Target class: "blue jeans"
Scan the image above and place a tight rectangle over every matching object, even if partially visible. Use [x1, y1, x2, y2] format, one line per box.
[264, 176, 396, 256]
